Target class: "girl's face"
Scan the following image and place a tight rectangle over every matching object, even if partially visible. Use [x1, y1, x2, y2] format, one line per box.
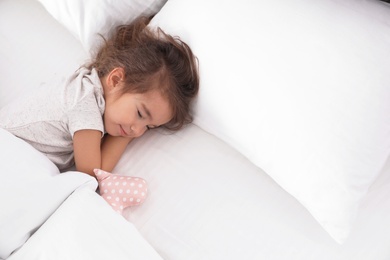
[103, 89, 173, 138]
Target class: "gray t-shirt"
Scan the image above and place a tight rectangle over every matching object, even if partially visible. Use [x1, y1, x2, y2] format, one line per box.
[0, 68, 105, 170]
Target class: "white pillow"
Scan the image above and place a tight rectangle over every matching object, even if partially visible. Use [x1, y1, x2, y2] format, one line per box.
[0, 128, 97, 259]
[150, 0, 390, 244]
[37, 0, 167, 53]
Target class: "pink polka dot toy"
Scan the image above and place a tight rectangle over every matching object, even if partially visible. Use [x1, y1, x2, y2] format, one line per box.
[94, 169, 148, 214]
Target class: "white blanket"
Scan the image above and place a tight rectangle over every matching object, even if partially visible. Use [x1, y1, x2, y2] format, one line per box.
[8, 188, 163, 260]
[0, 128, 98, 259]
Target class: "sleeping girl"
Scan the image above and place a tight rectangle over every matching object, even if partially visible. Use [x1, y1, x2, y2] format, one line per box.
[0, 16, 199, 210]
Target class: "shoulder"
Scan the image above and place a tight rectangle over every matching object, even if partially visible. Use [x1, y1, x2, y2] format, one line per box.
[63, 68, 105, 113]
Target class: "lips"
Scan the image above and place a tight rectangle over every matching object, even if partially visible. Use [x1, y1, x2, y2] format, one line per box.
[119, 125, 128, 136]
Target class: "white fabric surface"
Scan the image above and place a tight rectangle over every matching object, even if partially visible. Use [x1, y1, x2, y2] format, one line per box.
[37, 0, 167, 52]
[0, 0, 88, 109]
[2, 0, 390, 259]
[119, 124, 390, 260]
[0, 128, 97, 259]
[149, 0, 390, 243]
[8, 188, 163, 260]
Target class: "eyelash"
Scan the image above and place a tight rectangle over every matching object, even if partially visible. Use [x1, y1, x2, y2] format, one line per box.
[138, 110, 151, 130]
[137, 110, 143, 118]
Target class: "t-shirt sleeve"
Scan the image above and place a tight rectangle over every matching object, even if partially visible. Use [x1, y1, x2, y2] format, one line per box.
[67, 94, 104, 138]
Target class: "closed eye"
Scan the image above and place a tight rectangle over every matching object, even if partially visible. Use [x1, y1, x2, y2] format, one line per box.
[137, 110, 143, 118]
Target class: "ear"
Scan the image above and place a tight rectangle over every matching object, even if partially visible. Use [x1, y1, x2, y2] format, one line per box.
[105, 67, 125, 91]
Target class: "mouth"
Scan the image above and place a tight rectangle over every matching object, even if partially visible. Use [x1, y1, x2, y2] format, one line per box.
[119, 125, 128, 136]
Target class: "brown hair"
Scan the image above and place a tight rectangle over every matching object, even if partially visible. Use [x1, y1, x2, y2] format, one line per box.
[87, 16, 199, 131]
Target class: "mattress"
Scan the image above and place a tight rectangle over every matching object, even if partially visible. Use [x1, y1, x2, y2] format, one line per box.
[1, 0, 390, 259]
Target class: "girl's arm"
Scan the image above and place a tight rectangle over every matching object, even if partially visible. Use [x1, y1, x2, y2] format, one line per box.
[73, 130, 102, 176]
[73, 130, 132, 176]
[100, 134, 133, 172]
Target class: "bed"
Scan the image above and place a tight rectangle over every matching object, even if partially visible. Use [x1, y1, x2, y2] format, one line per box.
[1, 0, 390, 259]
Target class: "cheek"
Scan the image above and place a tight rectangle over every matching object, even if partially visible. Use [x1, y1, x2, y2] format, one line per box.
[105, 94, 137, 124]
[103, 105, 119, 134]
[107, 102, 134, 124]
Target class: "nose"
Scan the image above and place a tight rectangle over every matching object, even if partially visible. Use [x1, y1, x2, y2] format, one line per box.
[130, 124, 146, 137]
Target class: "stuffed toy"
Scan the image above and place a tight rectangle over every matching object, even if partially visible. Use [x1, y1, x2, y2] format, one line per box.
[94, 169, 148, 214]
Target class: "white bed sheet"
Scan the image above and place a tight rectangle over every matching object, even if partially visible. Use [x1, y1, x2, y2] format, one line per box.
[117, 124, 390, 260]
[8, 188, 163, 260]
